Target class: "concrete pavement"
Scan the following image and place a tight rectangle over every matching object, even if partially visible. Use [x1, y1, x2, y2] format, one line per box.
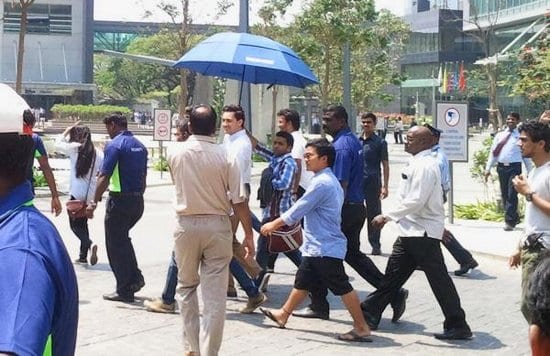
[31, 131, 531, 355]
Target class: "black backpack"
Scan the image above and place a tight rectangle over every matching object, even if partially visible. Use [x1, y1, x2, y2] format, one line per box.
[257, 166, 273, 209]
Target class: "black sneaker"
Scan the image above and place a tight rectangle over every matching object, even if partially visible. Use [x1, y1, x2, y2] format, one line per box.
[74, 258, 88, 265]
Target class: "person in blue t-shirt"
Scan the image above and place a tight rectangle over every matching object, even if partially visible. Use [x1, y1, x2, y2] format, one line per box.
[0, 130, 78, 356]
[88, 113, 148, 303]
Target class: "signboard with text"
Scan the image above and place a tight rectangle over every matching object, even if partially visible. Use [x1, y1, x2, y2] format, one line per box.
[153, 109, 171, 141]
[436, 102, 468, 162]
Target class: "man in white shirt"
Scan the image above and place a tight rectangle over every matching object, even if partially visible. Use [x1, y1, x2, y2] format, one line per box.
[361, 126, 471, 340]
[508, 121, 550, 323]
[221, 104, 266, 310]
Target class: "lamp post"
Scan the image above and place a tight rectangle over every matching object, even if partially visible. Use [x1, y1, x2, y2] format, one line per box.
[238, 0, 252, 131]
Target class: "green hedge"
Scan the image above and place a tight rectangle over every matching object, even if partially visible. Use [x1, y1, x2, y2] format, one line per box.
[50, 104, 132, 122]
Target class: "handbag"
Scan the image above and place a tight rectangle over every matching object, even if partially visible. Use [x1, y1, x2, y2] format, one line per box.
[66, 153, 95, 219]
[266, 189, 303, 254]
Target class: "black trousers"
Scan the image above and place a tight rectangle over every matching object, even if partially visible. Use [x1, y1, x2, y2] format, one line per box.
[442, 229, 474, 266]
[105, 194, 144, 297]
[364, 178, 382, 250]
[69, 216, 92, 260]
[310, 202, 387, 312]
[362, 236, 468, 330]
[496, 162, 522, 226]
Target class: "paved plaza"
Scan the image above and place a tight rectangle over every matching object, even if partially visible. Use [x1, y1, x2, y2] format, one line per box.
[33, 132, 531, 355]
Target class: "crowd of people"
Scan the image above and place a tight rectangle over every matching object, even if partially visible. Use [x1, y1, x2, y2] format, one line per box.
[1, 103, 550, 356]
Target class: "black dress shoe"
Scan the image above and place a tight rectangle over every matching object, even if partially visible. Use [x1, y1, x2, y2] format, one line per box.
[434, 327, 472, 340]
[103, 292, 134, 303]
[129, 277, 145, 293]
[391, 288, 408, 322]
[361, 310, 379, 331]
[292, 307, 329, 320]
[454, 260, 479, 276]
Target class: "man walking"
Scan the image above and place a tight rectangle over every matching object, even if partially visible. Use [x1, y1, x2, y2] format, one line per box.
[0, 111, 78, 356]
[359, 112, 389, 255]
[89, 113, 148, 303]
[485, 112, 533, 231]
[293, 105, 407, 322]
[361, 126, 471, 340]
[168, 105, 253, 356]
[508, 121, 550, 322]
[424, 124, 479, 276]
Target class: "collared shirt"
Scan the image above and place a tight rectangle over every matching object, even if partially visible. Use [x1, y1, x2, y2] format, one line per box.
[332, 127, 364, 203]
[101, 131, 148, 193]
[0, 181, 78, 356]
[524, 162, 550, 240]
[26, 133, 48, 185]
[55, 135, 104, 202]
[168, 135, 245, 216]
[291, 130, 313, 189]
[281, 167, 347, 259]
[359, 132, 388, 182]
[485, 128, 533, 172]
[431, 144, 450, 193]
[223, 129, 252, 184]
[386, 149, 445, 239]
[255, 144, 297, 220]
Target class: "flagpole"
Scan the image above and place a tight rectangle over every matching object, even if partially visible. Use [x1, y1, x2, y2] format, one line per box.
[432, 67, 436, 124]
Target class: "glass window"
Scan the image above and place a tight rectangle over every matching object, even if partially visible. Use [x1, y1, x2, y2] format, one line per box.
[2, 2, 71, 34]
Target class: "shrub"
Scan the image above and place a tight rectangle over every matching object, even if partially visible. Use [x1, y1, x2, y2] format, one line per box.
[152, 156, 169, 172]
[50, 104, 132, 122]
[33, 168, 48, 187]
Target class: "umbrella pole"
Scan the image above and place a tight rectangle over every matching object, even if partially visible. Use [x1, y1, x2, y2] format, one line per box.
[238, 69, 245, 105]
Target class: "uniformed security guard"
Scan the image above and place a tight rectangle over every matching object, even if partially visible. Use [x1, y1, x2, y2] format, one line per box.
[89, 113, 148, 302]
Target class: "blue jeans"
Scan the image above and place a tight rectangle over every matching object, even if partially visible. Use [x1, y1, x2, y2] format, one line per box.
[161, 251, 178, 304]
[229, 258, 259, 298]
[252, 212, 262, 233]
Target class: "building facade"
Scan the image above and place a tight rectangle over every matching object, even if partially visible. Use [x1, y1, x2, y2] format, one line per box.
[0, 0, 95, 113]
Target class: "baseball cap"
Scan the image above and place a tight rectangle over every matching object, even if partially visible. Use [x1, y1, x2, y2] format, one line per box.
[0, 83, 29, 134]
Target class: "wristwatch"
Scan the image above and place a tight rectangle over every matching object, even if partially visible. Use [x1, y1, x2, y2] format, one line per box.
[526, 192, 535, 202]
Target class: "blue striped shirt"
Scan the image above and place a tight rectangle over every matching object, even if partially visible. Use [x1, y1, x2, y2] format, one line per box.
[255, 144, 297, 220]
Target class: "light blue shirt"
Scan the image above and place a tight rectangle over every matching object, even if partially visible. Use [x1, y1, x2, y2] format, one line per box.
[431, 144, 450, 193]
[485, 128, 533, 172]
[281, 167, 347, 259]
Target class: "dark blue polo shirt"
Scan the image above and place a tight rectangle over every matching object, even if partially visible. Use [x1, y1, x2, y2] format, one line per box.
[101, 131, 148, 193]
[26, 133, 48, 186]
[359, 133, 388, 182]
[332, 127, 364, 203]
[0, 181, 78, 356]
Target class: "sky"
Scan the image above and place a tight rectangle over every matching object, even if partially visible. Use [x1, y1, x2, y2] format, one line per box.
[94, 0, 404, 25]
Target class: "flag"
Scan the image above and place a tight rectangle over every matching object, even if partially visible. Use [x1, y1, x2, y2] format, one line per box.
[458, 61, 466, 92]
[441, 63, 448, 94]
[447, 63, 455, 93]
[437, 64, 443, 93]
[454, 61, 459, 91]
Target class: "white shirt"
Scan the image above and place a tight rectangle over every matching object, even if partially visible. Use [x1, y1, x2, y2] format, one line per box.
[223, 129, 252, 184]
[291, 130, 313, 189]
[386, 149, 444, 239]
[524, 161, 550, 238]
[54, 135, 104, 202]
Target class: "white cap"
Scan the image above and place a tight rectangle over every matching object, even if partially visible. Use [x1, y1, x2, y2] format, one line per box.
[0, 83, 29, 134]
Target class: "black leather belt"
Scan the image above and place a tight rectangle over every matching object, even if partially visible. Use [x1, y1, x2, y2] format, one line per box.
[109, 191, 143, 197]
[498, 162, 521, 167]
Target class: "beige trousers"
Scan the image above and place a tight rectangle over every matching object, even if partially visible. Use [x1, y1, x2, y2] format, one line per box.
[174, 215, 233, 356]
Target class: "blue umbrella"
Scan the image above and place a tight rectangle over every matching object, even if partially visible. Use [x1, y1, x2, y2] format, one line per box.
[173, 32, 319, 89]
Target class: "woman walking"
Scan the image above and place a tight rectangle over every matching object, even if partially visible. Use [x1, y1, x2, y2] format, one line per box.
[55, 122, 103, 265]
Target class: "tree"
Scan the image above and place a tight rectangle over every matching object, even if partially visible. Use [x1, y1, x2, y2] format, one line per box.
[13, 0, 35, 94]
[255, 0, 409, 109]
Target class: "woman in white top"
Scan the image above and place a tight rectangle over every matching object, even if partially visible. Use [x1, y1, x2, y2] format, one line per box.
[55, 123, 103, 265]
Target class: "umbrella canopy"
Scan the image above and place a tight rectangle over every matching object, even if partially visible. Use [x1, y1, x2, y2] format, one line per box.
[173, 32, 319, 88]
[0, 83, 29, 134]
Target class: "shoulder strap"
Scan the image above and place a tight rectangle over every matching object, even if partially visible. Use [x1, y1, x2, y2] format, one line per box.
[84, 152, 97, 200]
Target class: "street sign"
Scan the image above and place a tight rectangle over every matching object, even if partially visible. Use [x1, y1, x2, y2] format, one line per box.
[153, 109, 171, 141]
[436, 102, 468, 162]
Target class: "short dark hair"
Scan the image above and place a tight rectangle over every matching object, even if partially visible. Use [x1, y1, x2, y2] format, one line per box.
[275, 131, 294, 148]
[222, 104, 245, 127]
[306, 138, 335, 168]
[323, 104, 348, 123]
[508, 112, 521, 121]
[103, 113, 128, 129]
[526, 253, 550, 337]
[361, 112, 377, 124]
[0, 133, 34, 185]
[23, 109, 36, 127]
[190, 104, 217, 136]
[423, 123, 442, 138]
[277, 108, 300, 130]
[519, 120, 550, 152]
[175, 118, 190, 135]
